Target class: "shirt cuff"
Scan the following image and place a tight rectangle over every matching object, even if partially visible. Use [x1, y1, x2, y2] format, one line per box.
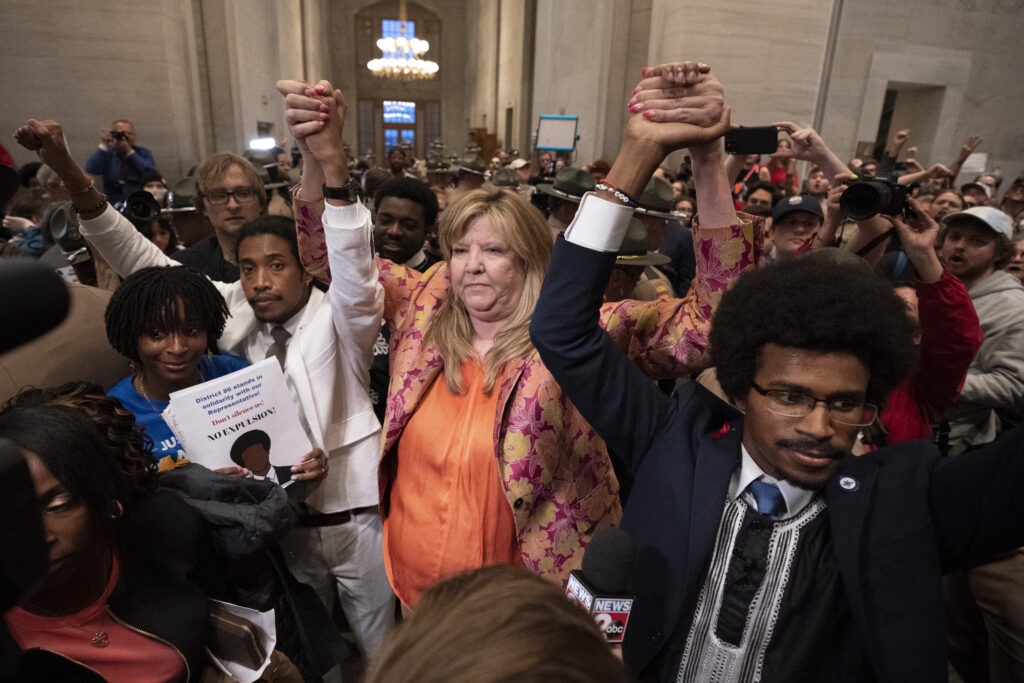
[323, 200, 369, 230]
[563, 192, 635, 252]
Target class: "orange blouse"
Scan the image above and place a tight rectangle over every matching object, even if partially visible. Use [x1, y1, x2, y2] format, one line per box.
[384, 358, 521, 607]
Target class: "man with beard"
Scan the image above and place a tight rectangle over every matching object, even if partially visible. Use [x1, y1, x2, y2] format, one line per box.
[935, 204, 1024, 683]
[937, 206, 1023, 455]
[532, 80, 1024, 678]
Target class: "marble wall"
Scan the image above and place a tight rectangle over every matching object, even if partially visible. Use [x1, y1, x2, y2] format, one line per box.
[3, 0, 1020, 184]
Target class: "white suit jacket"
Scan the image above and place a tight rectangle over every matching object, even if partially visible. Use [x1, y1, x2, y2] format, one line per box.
[80, 203, 384, 513]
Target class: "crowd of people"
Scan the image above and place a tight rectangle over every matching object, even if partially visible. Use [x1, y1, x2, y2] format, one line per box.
[1, 57, 1023, 683]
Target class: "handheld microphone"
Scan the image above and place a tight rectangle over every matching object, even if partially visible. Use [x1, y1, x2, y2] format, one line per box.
[566, 526, 635, 643]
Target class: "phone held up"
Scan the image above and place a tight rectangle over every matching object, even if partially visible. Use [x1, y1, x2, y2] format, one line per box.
[724, 126, 779, 156]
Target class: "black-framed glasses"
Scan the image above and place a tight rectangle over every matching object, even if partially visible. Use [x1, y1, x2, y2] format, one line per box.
[201, 188, 259, 205]
[750, 382, 878, 426]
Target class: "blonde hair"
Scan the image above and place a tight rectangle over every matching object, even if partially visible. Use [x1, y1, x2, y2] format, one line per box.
[364, 565, 632, 683]
[424, 187, 551, 395]
[194, 152, 267, 212]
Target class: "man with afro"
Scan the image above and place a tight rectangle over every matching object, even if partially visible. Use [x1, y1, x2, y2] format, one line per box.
[533, 237, 1024, 681]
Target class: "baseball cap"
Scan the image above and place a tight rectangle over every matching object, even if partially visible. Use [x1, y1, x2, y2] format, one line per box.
[772, 194, 824, 223]
[944, 206, 1013, 239]
[960, 182, 992, 199]
[509, 159, 528, 170]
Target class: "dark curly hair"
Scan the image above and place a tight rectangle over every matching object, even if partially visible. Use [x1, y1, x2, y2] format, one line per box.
[710, 259, 917, 408]
[105, 265, 229, 363]
[1, 382, 157, 494]
[0, 401, 156, 551]
[374, 177, 440, 227]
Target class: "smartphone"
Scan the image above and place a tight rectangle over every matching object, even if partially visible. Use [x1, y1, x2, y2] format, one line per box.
[724, 127, 779, 155]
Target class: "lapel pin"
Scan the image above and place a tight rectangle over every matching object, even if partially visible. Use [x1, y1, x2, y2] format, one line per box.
[838, 476, 859, 492]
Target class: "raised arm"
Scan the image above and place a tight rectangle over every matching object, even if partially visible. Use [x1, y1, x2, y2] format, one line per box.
[14, 119, 177, 277]
[282, 79, 385, 369]
[771, 121, 848, 182]
[946, 135, 982, 183]
[278, 79, 336, 285]
[890, 199, 982, 422]
[532, 61, 740, 464]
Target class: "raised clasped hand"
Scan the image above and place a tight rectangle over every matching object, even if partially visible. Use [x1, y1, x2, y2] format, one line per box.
[627, 61, 730, 153]
[276, 79, 346, 166]
[14, 118, 73, 173]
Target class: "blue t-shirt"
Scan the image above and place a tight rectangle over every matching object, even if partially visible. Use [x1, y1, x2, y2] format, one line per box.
[109, 353, 250, 468]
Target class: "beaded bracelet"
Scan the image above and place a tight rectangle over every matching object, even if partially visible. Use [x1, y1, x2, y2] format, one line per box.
[61, 176, 95, 195]
[70, 195, 108, 215]
[594, 181, 638, 208]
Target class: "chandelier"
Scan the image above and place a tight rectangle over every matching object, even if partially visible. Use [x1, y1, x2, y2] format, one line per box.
[367, 0, 438, 81]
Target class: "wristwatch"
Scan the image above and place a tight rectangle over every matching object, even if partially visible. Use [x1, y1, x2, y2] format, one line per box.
[322, 178, 361, 202]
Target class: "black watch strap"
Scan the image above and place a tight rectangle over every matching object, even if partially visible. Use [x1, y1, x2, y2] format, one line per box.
[322, 178, 360, 201]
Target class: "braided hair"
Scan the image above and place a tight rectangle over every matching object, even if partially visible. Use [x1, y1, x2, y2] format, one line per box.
[105, 266, 229, 363]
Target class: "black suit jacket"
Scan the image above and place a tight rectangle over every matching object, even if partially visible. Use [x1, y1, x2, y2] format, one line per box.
[531, 236, 1024, 682]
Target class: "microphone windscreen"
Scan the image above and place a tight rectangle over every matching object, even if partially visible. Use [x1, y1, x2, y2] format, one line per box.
[581, 526, 635, 594]
[0, 261, 70, 354]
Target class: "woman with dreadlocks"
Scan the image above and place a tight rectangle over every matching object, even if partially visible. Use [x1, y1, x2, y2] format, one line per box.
[105, 265, 249, 469]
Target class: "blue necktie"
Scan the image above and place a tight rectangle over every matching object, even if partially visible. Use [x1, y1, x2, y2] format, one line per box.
[749, 479, 786, 518]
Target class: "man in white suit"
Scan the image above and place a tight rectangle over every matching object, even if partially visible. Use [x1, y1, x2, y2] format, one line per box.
[25, 90, 394, 663]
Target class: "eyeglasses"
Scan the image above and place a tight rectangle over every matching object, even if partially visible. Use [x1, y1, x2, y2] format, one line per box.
[750, 382, 878, 426]
[202, 188, 259, 205]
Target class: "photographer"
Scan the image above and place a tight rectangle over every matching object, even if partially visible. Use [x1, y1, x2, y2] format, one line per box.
[84, 119, 156, 205]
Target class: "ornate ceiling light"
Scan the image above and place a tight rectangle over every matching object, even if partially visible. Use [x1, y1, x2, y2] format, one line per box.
[367, 0, 438, 81]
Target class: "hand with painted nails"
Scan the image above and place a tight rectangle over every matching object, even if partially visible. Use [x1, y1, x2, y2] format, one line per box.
[629, 62, 721, 127]
[625, 62, 729, 154]
[277, 79, 347, 179]
[290, 447, 329, 482]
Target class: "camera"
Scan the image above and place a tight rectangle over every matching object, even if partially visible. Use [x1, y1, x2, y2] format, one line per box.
[111, 130, 127, 142]
[839, 176, 911, 220]
[117, 190, 161, 228]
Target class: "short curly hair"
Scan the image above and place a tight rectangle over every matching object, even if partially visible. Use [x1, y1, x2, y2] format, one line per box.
[710, 259, 917, 408]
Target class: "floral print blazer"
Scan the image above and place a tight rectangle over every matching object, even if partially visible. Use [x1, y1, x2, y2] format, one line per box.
[295, 196, 760, 585]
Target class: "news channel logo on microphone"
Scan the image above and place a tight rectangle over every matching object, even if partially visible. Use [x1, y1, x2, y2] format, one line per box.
[592, 596, 633, 644]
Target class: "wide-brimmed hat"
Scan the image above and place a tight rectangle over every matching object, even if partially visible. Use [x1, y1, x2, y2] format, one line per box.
[491, 168, 518, 188]
[537, 167, 595, 204]
[426, 157, 455, 175]
[458, 154, 487, 176]
[163, 176, 198, 213]
[634, 177, 682, 220]
[944, 206, 1013, 239]
[615, 218, 670, 266]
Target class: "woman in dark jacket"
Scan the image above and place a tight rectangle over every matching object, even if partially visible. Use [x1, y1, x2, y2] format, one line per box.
[0, 400, 217, 681]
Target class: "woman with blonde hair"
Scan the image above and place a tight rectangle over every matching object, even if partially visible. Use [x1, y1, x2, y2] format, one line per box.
[278, 61, 755, 607]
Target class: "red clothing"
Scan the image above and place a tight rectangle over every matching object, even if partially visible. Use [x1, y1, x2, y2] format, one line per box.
[880, 270, 982, 444]
[5, 556, 186, 682]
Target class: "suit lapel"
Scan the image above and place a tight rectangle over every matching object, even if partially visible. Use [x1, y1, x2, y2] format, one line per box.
[686, 419, 743, 588]
[826, 456, 880, 655]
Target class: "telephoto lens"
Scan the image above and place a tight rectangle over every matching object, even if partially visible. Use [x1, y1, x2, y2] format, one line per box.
[839, 176, 910, 220]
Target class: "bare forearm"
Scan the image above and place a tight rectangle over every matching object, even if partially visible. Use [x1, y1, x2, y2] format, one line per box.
[812, 147, 849, 182]
[604, 139, 665, 200]
[690, 144, 736, 228]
